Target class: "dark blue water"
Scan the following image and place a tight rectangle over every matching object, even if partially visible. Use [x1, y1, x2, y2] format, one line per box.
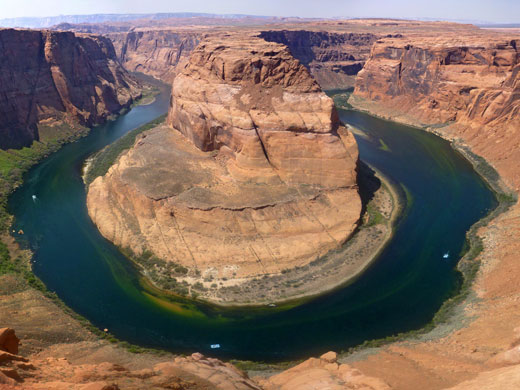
[9, 88, 497, 361]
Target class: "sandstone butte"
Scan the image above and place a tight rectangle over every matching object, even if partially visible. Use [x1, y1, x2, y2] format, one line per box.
[87, 33, 362, 291]
[0, 28, 140, 149]
[3, 18, 520, 390]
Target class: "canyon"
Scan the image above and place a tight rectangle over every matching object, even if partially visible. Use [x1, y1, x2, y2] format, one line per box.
[86, 33, 362, 302]
[1, 17, 520, 390]
[0, 28, 140, 149]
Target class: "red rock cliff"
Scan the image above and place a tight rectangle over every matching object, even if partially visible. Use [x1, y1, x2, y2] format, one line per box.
[353, 35, 520, 131]
[110, 29, 200, 83]
[88, 34, 361, 303]
[168, 34, 359, 187]
[0, 28, 140, 149]
[259, 30, 377, 89]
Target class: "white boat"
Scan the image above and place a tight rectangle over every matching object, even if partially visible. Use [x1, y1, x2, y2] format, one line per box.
[443, 252, 449, 259]
[32, 195, 37, 201]
[210, 344, 221, 349]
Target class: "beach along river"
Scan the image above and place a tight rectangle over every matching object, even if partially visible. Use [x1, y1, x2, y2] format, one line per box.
[9, 87, 497, 361]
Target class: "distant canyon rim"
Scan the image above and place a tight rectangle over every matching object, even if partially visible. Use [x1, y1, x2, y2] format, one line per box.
[0, 16, 519, 390]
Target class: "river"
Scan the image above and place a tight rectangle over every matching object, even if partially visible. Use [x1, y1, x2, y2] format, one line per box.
[9, 87, 497, 361]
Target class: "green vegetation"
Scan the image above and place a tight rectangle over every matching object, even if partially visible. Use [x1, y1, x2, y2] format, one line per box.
[120, 247, 193, 297]
[331, 92, 353, 110]
[84, 114, 166, 186]
[378, 139, 391, 152]
[230, 358, 301, 372]
[0, 82, 173, 356]
[365, 203, 384, 227]
[0, 124, 89, 230]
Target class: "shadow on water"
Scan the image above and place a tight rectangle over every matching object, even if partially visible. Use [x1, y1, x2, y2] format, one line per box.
[357, 161, 382, 215]
[8, 88, 498, 362]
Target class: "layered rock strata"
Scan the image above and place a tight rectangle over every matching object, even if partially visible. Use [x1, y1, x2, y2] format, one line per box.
[344, 30, 520, 390]
[0, 28, 140, 149]
[352, 33, 520, 188]
[354, 36, 520, 128]
[87, 34, 361, 295]
[110, 29, 200, 83]
[259, 30, 377, 89]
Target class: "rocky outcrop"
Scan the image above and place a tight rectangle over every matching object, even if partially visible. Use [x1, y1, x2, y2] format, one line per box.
[167, 35, 358, 187]
[259, 351, 391, 390]
[0, 327, 262, 389]
[106, 28, 377, 88]
[87, 34, 361, 301]
[352, 33, 520, 188]
[110, 29, 200, 82]
[259, 30, 377, 89]
[353, 35, 519, 132]
[0, 328, 19, 355]
[0, 28, 140, 149]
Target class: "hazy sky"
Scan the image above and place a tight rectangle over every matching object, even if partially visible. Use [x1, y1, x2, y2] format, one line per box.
[1, 0, 519, 23]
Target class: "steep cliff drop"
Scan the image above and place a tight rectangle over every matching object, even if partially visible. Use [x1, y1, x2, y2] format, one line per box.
[344, 31, 520, 390]
[87, 33, 362, 304]
[110, 29, 200, 83]
[0, 28, 140, 149]
[259, 30, 377, 89]
[351, 34, 520, 184]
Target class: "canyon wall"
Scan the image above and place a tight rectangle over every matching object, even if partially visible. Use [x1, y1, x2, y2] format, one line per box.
[8, 19, 520, 390]
[110, 29, 200, 82]
[87, 34, 361, 301]
[345, 31, 520, 390]
[259, 30, 377, 89]
[0, 28, 140, 149]
[105, 28, 378, 89]
[352, 34, 520, 185]
[354, 36, 520, 127]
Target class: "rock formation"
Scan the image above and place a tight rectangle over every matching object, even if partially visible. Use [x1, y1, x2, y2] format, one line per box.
[259, 30, 377, 89]
[258, 351, 391, 390]
[0, 328, 19, 355]
[351, 32, 520, 194]
[0, 28, 140, 149]
[0, 327, 263, 389]
[110, 29, 200, 83]
[7, 18, 520, 390]
[353, 35, 520, 131]
[87, 34, 361, 299]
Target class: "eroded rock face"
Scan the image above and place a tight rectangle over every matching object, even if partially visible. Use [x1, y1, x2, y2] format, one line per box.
[353, 36, 520, 132]
[110, 29, 200, 83]
[0, 28, 140, 149]
[0, 328, 19, 355]
[259, 30, 377, 89]
[0, 327, 261, 389]
[351, 32, 520, 188]
[168, 35, 358, 187]
[258, 351, 391, 390]
[87, 34, 361, 299]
